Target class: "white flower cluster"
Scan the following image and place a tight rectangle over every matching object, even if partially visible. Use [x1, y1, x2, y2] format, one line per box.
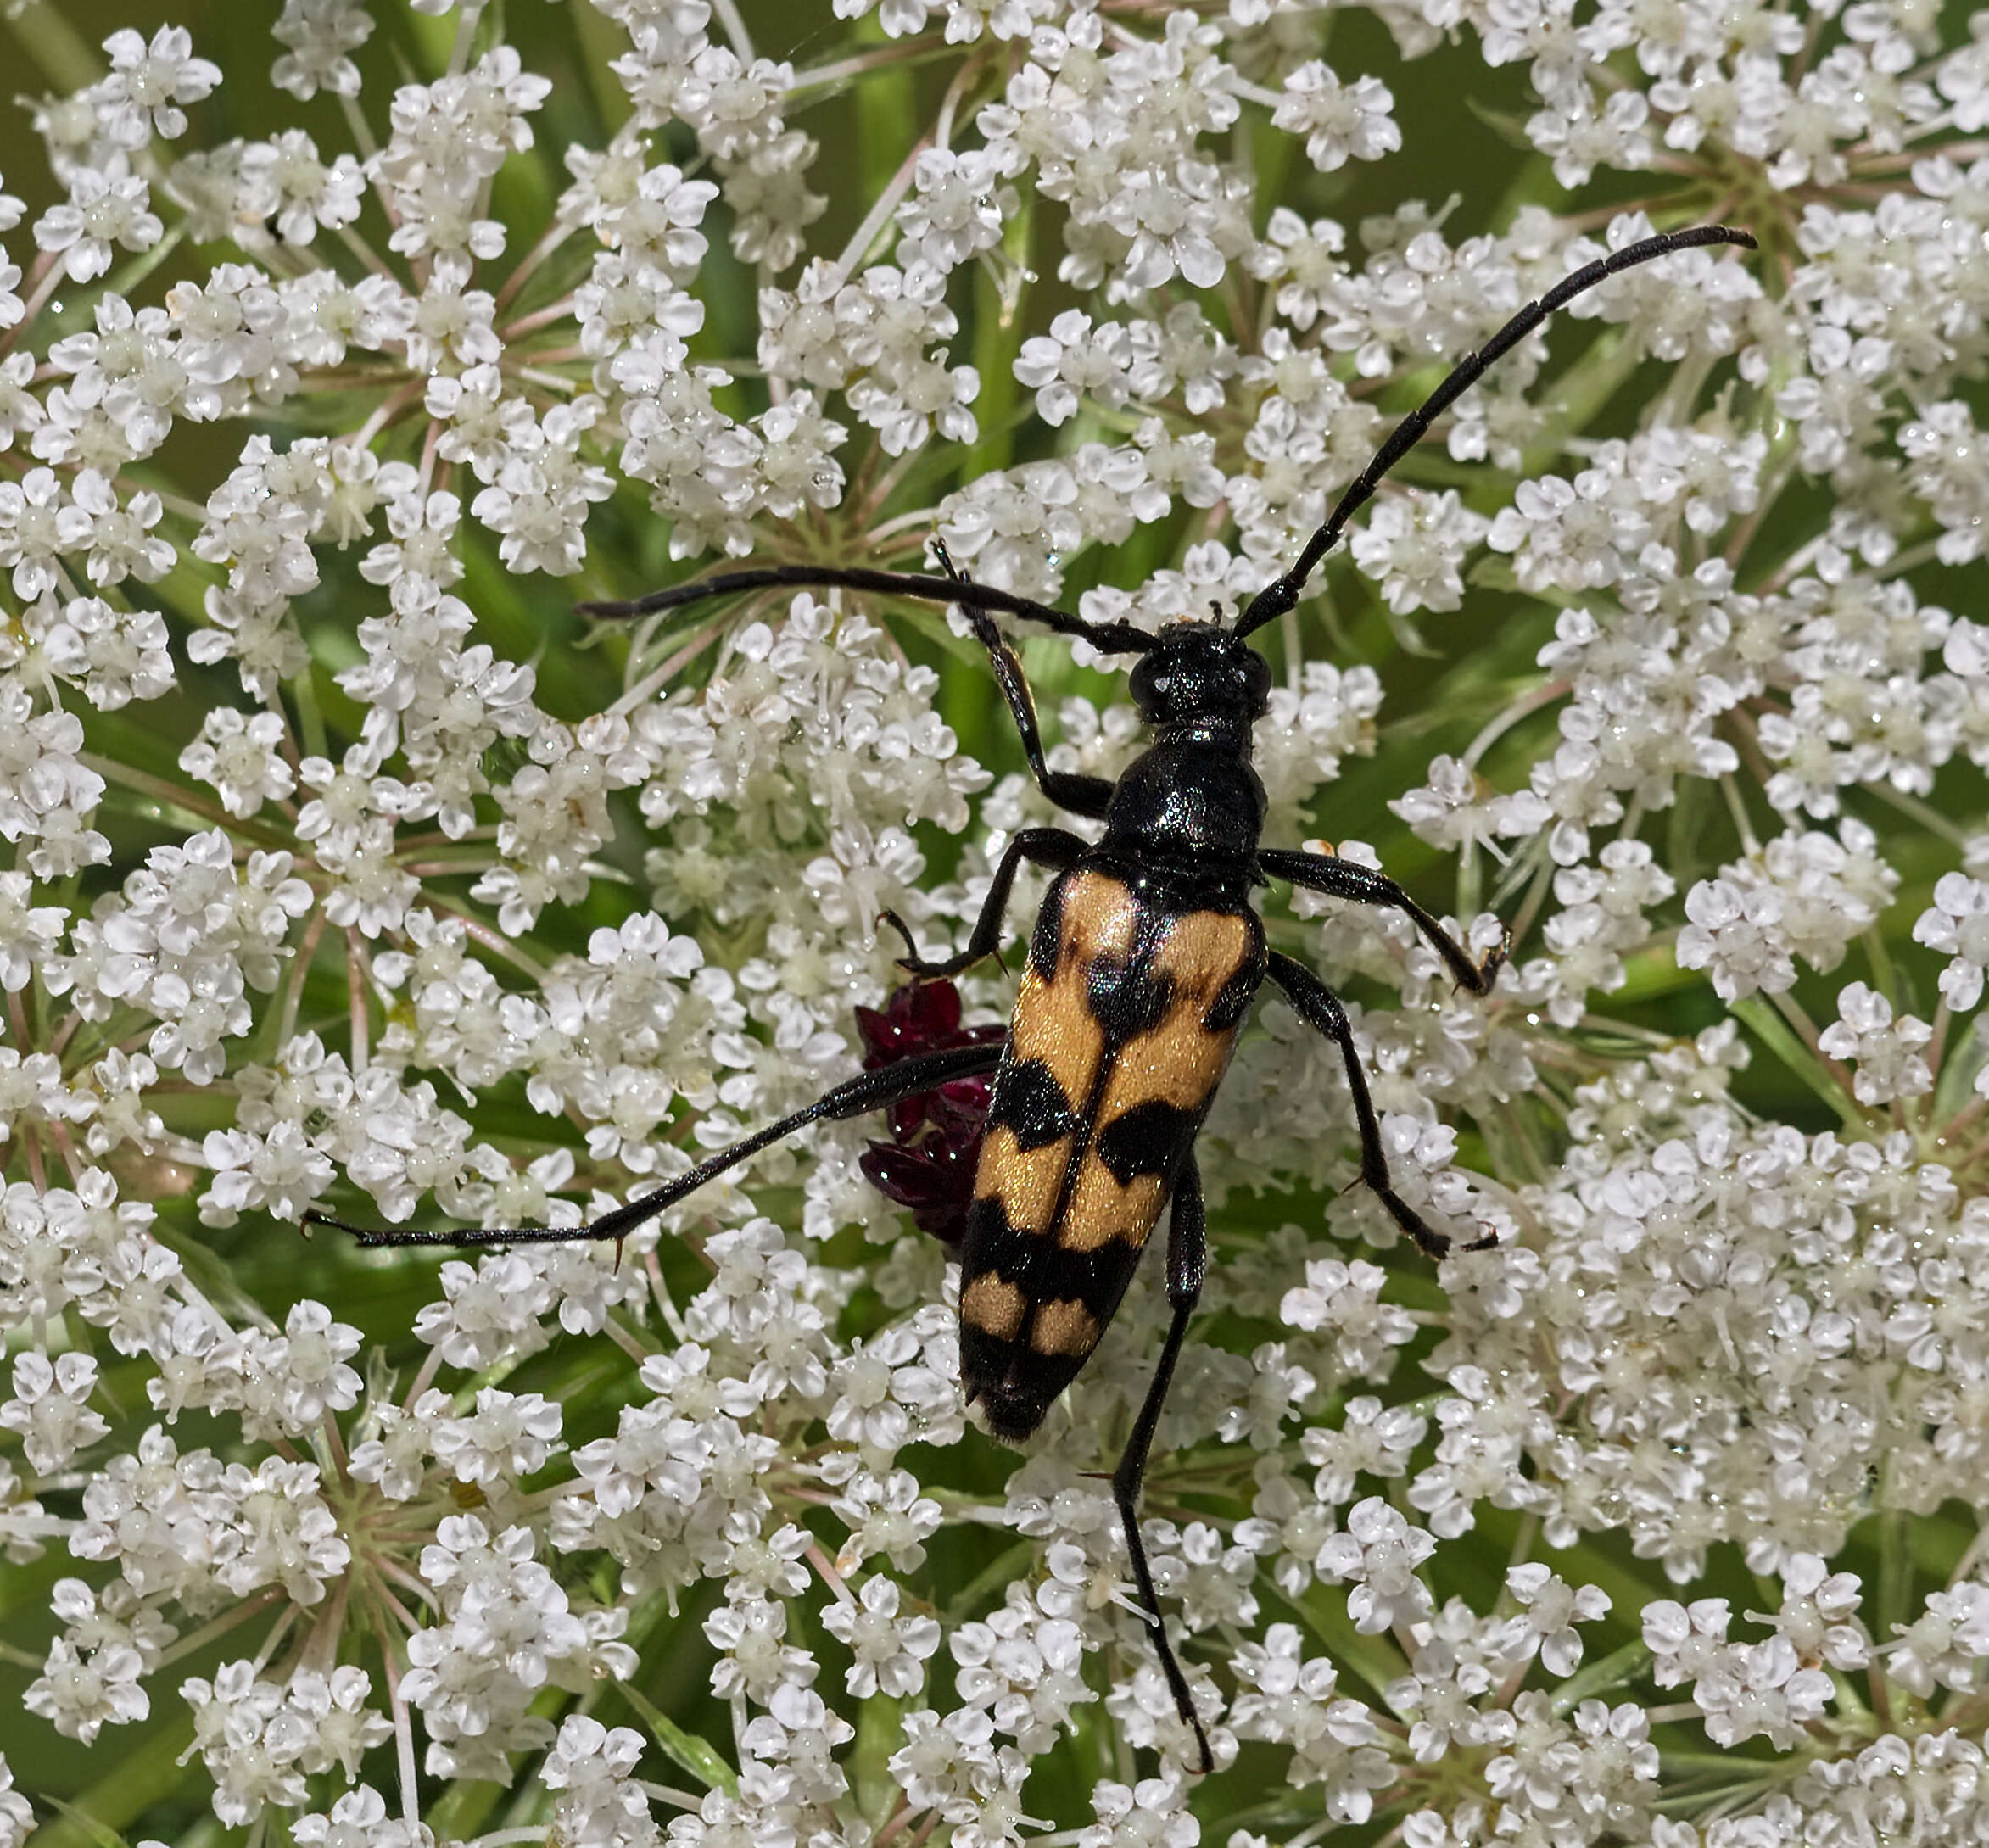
[0, 1, 1983, 1845]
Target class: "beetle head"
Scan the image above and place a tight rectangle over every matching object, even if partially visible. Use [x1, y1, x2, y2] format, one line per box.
[1127, 621, 1272, 732]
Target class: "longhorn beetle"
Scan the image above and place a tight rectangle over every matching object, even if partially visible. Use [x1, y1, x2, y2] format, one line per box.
[309, 224, 1757, 1774]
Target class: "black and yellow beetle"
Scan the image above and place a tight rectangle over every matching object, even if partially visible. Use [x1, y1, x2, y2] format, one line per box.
[310, 223, 1756, 1773]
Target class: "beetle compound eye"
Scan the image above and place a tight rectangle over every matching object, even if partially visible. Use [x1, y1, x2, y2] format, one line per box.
[1131, 658, 1173, 711]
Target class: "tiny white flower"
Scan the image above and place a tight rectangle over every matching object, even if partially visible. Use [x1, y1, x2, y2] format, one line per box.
[35, 170, 163, 282]
[102, 26, 222, 142]
[1274, 63, 1402, 171]
[1817, 981, 1933, 1105]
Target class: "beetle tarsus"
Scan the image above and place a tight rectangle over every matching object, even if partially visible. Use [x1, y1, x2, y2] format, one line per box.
[1108, 1157, 1216, 1776]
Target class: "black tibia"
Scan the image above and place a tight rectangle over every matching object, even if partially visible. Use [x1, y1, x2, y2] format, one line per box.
[928, 539, 1114, 816]
[1111, 1150, 1215, 1777]
[1264, 951, 1495, 1259]
[960, 605, 1117, 819]
[1260, 847, 1506, 994]
[303, 1040, 1007, 1251]
[1234, 224, 1757, 639]
[880, 827, 1090, 978]
[579, 562, 1155, 659]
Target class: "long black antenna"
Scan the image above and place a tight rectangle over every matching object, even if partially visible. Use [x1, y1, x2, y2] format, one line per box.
[581, 562, 1155, 657]
[1233, 223, 1757, 640]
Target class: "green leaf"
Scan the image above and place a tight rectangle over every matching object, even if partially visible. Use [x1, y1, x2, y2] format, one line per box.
[18, 1718, 197, 1848]
[42, 1799, 133, 1848]
[613, 1680, 740, 1796]
[1550, 1637, 1654, 1716]
[1727, 994, 1864, 1130]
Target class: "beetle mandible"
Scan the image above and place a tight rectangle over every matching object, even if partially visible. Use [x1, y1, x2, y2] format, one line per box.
[310, 222, 1757, 1774]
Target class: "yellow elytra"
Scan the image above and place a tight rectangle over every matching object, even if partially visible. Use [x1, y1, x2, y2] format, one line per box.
[957, 865, 1265, 1440]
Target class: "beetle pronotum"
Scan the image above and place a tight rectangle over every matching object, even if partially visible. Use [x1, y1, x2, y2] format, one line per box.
[310, 222, 1757, 1773]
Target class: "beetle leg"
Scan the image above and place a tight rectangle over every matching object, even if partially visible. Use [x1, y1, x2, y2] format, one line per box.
[304, 1039, 1008, 1251]
[982, 617, 1116, 818]
[1264, 951, 1495, 1258]
[1110, 1151, 1215, 1777]
[880, 826, 1088, 977]
[964, 618, 1117, 817]
[925, 537, 1119, 818]
[1260, 847, 1507, 995]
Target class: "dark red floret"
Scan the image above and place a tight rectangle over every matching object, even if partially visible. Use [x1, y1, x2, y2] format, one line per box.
[855, 979, 1002, 1249]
